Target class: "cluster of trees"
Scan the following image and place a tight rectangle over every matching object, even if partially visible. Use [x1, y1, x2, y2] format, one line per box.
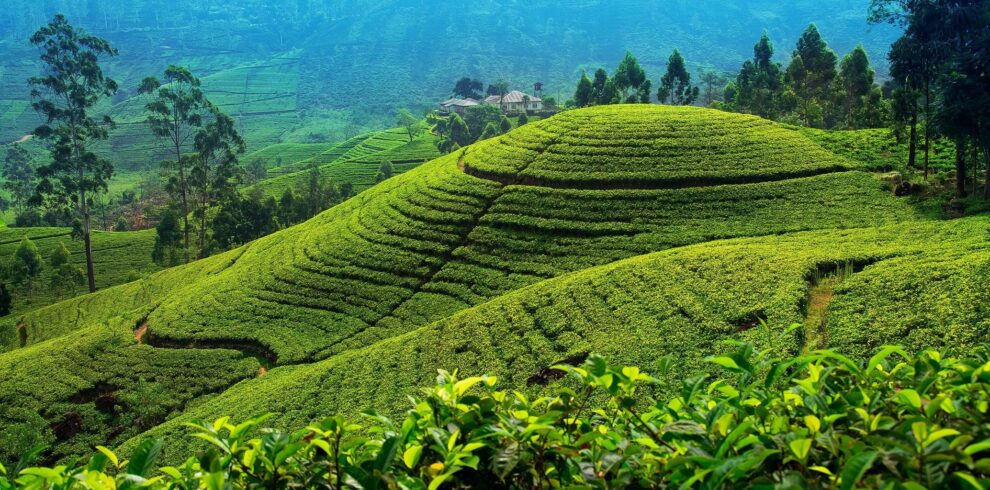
[428, 105, 521, 154]
[0, 237, 84, 314]
[5, 15, 360, 290]
[153, 164, 354, 266]
[572, 28, 887, 133]
[716, 28, 888, 131]
[871, 0, 990, 197]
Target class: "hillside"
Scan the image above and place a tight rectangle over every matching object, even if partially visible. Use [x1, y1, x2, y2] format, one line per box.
[0, 1, 898, 160]
[0, 105, 953, 463]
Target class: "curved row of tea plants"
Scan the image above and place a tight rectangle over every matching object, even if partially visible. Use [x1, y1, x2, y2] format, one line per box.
[463, 105, 859, 188]
[124, 217, 990, 460]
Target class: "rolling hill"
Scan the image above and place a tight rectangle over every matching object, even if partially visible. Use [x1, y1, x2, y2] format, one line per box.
[1, 105, 978, 465]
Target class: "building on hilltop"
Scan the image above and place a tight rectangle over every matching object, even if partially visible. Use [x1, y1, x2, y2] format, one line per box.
[439, 98, 479, 115]
[483, 90, 542, 112]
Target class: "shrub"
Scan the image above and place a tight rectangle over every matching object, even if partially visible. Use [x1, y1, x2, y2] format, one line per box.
[6, 340, 990, 489]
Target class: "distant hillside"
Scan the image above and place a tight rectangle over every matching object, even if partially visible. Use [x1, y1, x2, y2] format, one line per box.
[0, 106, 954, 464]
[0, 1, 899, 159]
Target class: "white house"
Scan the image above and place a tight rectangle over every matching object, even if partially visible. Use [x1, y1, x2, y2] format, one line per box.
[439, 98, 479, 115]
[483, 90, 543, 112]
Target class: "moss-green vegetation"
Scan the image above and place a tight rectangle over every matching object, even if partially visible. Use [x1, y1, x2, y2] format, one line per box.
[0, 228, 160, 316]
[0, 105, 982, 467]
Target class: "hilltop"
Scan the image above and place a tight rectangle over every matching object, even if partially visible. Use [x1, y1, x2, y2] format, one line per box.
[1, 105, 962, 463]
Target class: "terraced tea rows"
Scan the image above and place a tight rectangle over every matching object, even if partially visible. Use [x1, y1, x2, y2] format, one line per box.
[249, 129, 439, 198]
[127, 216, 990, 460]
[463, 105, 857, 188]
[0, 105, 942, 464]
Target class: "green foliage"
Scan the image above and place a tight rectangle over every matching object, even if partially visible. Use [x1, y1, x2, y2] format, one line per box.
[10, 344, 990, 488]
[11, 238, 42, 295]
[1, 145, 34, 215]
[574, 71, 593, 108]
[29, 14, 119, 293]
[658, 49, 698, 105]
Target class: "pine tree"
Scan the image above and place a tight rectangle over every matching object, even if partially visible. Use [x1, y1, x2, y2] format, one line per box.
[574, 71, 593, 108]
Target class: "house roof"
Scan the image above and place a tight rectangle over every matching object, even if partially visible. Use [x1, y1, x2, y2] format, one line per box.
[440, 98, 479, 107]
[486, 90, 541, 104]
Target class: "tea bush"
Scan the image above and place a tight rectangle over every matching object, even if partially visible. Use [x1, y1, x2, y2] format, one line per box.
[7, 342, 990, 489]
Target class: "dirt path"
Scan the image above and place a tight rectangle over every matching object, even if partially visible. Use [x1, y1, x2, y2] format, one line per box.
[14, 134, 32, 144]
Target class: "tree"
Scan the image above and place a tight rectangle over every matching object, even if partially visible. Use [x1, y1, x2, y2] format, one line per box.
[699, 71, 723, 106]
[499, 115, 512, 134]
[211, 188, 278, 250]
[888, 36, 921, 169]
[592, 69, 611, 105]
[574, 71, 593, 108]
[0, 283, 10, 317]
[190, 110, 245, 258]
[735, 33, 784, 119]
[486, 80, 509, 98]
[453, 77, 483, 99]
[2, 145, 34, 216]
[479, 122, 499, 141]
[658, 49, 699, 105]
[49, 241, 83, 299]
[12, 237, 43, 299]
[613, 52, 649, 103]
[463, 105, 503, 141]
[788, 25, 838, 102]
[152, 209, 182, 266]
[29, 15, 118, 293]
[246, 158, 268, 183]
[138, 65, 210, 264]
[838, 46, 877, 128]
[397, 108, 420, 142]
[785, 25, 839, 127]
[375, 160, 395, 183]
[518, 112, 529, 126]
[448, 114, 472, 149]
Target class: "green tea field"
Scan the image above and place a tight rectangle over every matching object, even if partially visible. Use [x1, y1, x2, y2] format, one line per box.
[4, 105, 982, 465]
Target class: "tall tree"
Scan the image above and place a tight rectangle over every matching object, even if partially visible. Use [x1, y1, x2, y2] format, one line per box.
[397, 108, 420, 142]
[138, 65, 211, 264]
[735, 33, 784, 119]
[613, 52, 649, 103]
[887, 36, 921, 170]
[657, 49, 699, 105]
[28, 15, 118, 293]
[453, 77, 484, 100]
[699, 71, 723, 106]
[785, 25, 839, 127]
[49, 240, 83, 299]
[787, 25, 838, 102]
[837, 46, 877, 128]
[591, 69, 611, 105]
[191, 110, 245, 258]
[2, 144, 35, 215]
[574, 71, 593, 108]
[12, 237, 43, 299]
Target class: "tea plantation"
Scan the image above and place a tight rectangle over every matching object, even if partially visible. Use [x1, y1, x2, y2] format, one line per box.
[0, 227, 160, 316]
[1, 105, 984, 467]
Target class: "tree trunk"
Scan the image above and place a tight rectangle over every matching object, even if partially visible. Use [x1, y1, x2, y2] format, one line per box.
[908, 112, 917, 169]
[984, 144, 990, 200]
[955, 138, 967, 197]
[178, 157, 190, 264]
[923, 83, 931, 181]
[83, 218, 96, 293]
